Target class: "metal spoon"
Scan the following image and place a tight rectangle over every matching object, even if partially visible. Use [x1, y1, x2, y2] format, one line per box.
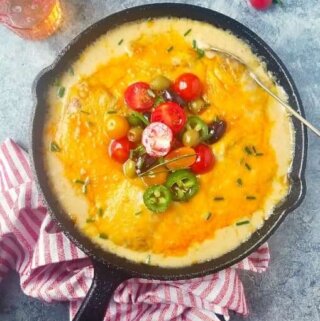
[205, 46, 320, 137]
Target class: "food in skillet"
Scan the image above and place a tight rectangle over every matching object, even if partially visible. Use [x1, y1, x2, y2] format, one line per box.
[44, 18, 293, 267]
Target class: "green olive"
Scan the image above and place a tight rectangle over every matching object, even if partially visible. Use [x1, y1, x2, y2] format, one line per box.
[123, 159, 137, 178]
[128, 126, 143, 143]
[150, 75, 171, 91]
[182, 129, 200, 147]
[188, 98, 206, 114]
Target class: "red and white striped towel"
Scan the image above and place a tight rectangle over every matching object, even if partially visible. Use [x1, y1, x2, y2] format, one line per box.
[0, 138, 270, 321]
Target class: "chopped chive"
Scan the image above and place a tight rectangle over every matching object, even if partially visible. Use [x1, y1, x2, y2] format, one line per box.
[99, 233, 108, 239]
[236, 220, 250, 226]
[244, 146, 253, 155]
[98, 208, 104, 217]
[245, 163, 252, 171]
[74, 179, 85, 185]
[50, 141, 61, 152]
[256, 152, 264, 156]
[246, 195, 256, 200]
[68, 67, 74, 76]
[80, 110, 90, 115]
[214, 197, 225, 201]
[184, 28, 192, 36]
[145, 255, 151, 264]
[192, 39, 197, 48]
[167, 46, 174, 52]
[147, 89, 156, 98]
[53, 79, 61, 87]
[205, 212, 212, 220]
[107, 110, 117, 114]
[118, 38, 124, 45]
[252, 145, 257, 154]
[57, 86, 65, 98]
[196, 48, 205, 59]
[134, 211, 142, 216]
[237, 178, 243, 186]
[86, 218, 95, 223]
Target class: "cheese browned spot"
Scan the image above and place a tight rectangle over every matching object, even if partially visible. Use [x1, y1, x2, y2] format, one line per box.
[44, 18, 293, 267]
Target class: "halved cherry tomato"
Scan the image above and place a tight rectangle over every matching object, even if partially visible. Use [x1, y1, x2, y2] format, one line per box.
[108, 137, 133, 163]
[124, 82, 155, 111]
[165, 147, 197, 170]
[191, 144, 215, 174]
[142, 165, 168, 186]
[106, 115, 129, 139]
[151, 102, 187, 134]
[250, 0, 272, 10]
[172, 73, 203, 102]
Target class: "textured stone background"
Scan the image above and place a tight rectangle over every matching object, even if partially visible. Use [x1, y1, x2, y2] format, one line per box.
[0, 0, 319, 320]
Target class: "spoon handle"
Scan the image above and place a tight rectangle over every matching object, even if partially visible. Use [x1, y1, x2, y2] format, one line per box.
[249, 71, 320, 137]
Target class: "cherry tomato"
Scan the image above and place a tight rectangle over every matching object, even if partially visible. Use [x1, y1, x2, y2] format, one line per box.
[124, 82, 155, 111]
[172, 73, 203, 102]
[106, 115, 129, 139]
[151, 102, 187, 134]
[165, 147, 197, 170]
[249, 0, 272, 10]
[191, 144, 215, 174]
[108, 137, 133, 163]
[142, 165, 168, 186]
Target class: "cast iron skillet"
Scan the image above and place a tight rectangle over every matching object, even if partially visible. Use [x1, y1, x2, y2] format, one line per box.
[30, 3, 307, 321]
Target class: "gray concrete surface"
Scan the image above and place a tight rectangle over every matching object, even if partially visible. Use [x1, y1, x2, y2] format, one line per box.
[0, 0, 319, 320]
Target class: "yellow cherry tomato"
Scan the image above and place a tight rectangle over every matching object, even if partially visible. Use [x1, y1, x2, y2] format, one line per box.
[106, 115, 129, 139]
[165, 147, 197, 170]
[142, 165, 168, 186]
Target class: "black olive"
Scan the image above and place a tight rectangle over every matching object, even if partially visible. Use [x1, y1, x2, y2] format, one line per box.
[135, 154, 158, 174]
[206, 119, 227, 144]
[162, 89, 187, 107]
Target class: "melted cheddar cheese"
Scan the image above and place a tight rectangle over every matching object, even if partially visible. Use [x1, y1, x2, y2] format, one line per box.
[44, 18, 293, 267]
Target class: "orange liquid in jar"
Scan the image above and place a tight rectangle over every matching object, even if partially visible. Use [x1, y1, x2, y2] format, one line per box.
[2, 0, 62, 40]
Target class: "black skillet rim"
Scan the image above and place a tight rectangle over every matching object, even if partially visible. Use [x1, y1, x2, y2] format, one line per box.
[30, 3, 307, 280]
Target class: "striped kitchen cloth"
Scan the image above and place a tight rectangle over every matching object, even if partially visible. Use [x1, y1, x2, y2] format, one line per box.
[0, 138, 270, 321]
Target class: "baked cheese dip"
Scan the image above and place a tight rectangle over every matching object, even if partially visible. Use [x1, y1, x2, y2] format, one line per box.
[44, 18, 293, 267]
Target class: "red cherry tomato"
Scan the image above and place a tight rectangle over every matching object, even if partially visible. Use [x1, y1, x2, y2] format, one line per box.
[124, 82, 155, 111]
[250, 0, 272, 10]
[108, 137, 133, 163]
[191, 144, 215, 174]
[172, 73, 203, 102]
[151, 102, 187, 134]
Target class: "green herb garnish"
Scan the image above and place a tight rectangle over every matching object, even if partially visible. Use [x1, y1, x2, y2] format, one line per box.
[53, 79, 61, 87]
[192, 39, 197, 48]
[68, 67, 74, 76]
[245, 163, 252, 171]
[192, 39, 205, 58]
[167, 46, 174, 52]
[134, 211, 142, 216]
[107, 110, 117, 114]
[244, 146, 253, 155]
[80, 110, 90, 115]
[154, 96, 165, 107]
[98, 208, 104, 217]
[236, 220, 250, 226]
[256, 152, 264, 156]
[99, 233, 108, 239]
[184, 28, 192, 36]
[205, 212, 212, 220]
[50, 141, 61, 152]
[86, 218, 95, 223]
[118, 39, 124, 45]
[74, 179, 85, 185]
[246, 195, 256, 200]
[237, 178, 243, 186]
[57, 86, 65, 98]
[214, 196, 225, 201]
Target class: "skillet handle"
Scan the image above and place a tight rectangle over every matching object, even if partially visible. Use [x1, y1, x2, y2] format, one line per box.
[73, 260, 130, 321]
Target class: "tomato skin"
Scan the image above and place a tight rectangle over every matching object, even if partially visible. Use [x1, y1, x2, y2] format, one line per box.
[249, 0, 272, 10]
[191, 144, 215, 174]
[124, 82, 155, 111]
[108, 137, 133, 163]
[105, 115, 129, 139]
[172, 73, 203, 102]
[151, 102, 187, 134]
[165, 147, 197, 170]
